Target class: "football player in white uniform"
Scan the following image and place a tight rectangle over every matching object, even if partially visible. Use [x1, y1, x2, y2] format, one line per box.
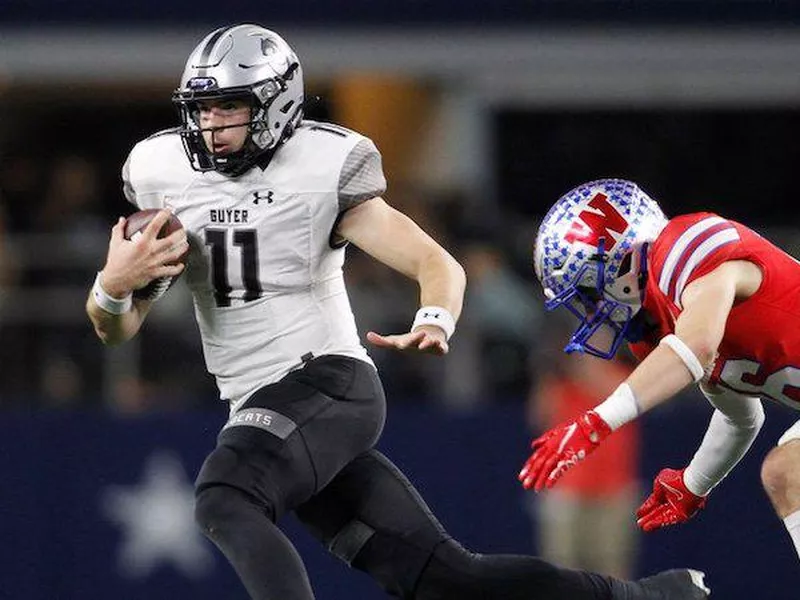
[86, 24, 710, 600]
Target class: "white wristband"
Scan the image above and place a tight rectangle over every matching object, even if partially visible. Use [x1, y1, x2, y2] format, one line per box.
[411, 306, 456, 341]
[660, 334, 704, 382]
[92, 272, 132, 315]
[593, 383, 641, 431]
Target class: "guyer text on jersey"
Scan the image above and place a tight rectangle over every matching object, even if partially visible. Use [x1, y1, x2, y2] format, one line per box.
[210, 209, 249, 224]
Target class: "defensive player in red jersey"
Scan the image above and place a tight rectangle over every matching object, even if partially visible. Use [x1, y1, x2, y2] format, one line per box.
[519, 178, 800, 563]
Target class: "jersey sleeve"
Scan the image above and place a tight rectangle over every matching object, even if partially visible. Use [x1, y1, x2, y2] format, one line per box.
[650, 213, 743, 309]
[627, 340, 655, 362]
[121, 151, 139, 208]
[337, 138, 387, 212]
[119, 130, 187, 212]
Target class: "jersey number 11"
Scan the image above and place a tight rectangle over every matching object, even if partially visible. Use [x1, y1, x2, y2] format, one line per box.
[205, 228, 262, 307]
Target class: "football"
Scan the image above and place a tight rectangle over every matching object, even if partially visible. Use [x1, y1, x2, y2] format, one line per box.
[124, 208, 189, 301]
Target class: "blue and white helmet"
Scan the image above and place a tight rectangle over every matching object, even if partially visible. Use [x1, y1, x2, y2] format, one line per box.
[533, 179, 668, 358]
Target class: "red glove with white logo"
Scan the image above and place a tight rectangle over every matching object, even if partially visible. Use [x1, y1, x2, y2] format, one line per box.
[518, 411, 613, 491]
[636, 468, 708, 532]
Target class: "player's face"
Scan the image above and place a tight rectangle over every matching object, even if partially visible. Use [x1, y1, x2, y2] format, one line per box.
[197, 98, 252, 155]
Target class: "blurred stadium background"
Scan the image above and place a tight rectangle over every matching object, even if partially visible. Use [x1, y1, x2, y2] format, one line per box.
[2, 3, 800, 599]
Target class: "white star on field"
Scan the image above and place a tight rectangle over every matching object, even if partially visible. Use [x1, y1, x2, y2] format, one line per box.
[101, 450, 214, 579]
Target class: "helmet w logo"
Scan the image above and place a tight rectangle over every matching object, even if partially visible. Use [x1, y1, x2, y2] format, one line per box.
[564, 192, 628, 250]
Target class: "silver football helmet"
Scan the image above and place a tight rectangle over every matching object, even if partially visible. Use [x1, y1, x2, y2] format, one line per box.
[172, 24, 304, 176]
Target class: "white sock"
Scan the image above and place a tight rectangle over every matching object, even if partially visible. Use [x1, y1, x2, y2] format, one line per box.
[783, 510, 800, 560]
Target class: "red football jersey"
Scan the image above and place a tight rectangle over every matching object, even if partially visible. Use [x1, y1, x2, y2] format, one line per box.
[629, 212, 800, 410]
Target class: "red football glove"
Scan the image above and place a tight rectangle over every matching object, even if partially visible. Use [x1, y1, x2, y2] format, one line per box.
[636, 468, 708, 532]
[518, 411, 612, 491]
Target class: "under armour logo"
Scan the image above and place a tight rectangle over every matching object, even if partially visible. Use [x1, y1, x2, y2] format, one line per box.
[422, 312, 439, 319]
[253, 190, 274, 205]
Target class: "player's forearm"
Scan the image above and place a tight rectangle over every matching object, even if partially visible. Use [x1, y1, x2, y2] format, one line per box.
[684, 406, 763, 496]
[683, 387, 764, 496]
[86, 295, 148, 346]
[416, 246, 466, 321]
[593, 344, 696, 432]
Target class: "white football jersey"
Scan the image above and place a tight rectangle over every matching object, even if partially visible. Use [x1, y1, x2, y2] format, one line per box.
[123, 120, 385, 407]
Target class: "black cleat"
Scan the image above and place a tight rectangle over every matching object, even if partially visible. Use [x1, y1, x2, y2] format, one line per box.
[635, 569, 710, 599]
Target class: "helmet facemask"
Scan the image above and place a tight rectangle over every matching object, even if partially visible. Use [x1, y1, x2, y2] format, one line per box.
[544, 239, 646, 359]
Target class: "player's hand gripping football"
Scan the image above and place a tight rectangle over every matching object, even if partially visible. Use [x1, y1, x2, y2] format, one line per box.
[101, 210, 188, 298]
[636, 468, 707, 532]
[366, 325, 449, 356]
[519, 410, 612, 491]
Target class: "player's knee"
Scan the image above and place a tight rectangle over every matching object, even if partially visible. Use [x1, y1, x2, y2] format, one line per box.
[195, 485, 237, 538]
[347, 530, 446, 598]
[431, 537, 480, 569]
[195, 485, 274, 540]
[760, 443, 798, 501]
[414, 539, 486, 598]
[195, 485, 225, 537]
